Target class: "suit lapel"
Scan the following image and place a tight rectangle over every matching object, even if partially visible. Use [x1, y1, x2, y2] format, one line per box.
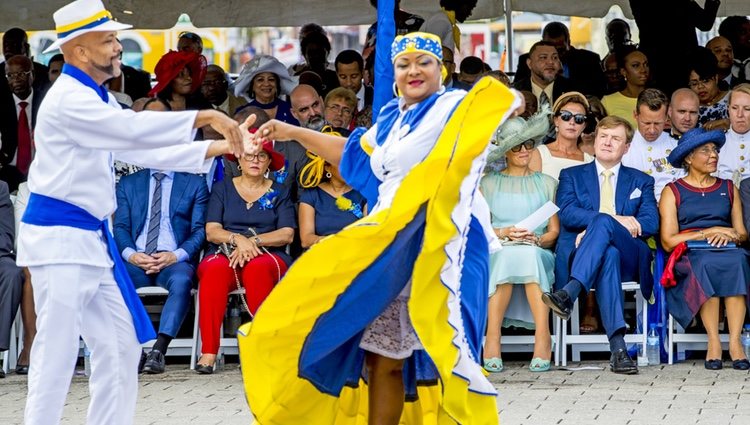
[135, 171, 150, 233]
[170, 173, 188, 221]
[615, 166, 631, 215]
[583, 162, 600, 210]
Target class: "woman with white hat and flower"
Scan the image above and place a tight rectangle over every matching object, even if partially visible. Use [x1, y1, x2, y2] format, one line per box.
[233, 55, 299, 125]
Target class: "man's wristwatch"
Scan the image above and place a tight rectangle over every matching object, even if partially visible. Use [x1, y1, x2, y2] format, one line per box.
[254, 236, 262, 246]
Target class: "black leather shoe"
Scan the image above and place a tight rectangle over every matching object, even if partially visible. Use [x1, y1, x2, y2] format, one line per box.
[732, 359, 750, 370]
[0, 369, 5, 378]
[143, 350, 166, 374]
[704, 359, 723, 370]
[138, 350, 147, 374]
[610, 349, 638, 374]
[15, 364, 29, 375]
[541, 290, 572, 321]
[194, 363, 214, 375]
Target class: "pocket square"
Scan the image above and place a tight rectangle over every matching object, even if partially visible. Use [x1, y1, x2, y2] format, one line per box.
[629, 188, 642, 200]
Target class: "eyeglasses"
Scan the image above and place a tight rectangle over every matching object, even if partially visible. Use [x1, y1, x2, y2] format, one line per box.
[556, 110, 587, 125]
[510, 140, 535, 152]
[5, 71, 32, 80]
[242, 152, 270, 162]
[201, 79, 225, 87]
[694, 146, 720, 156]
[688, 77, 713, 89]
[326, 103, 353, 116]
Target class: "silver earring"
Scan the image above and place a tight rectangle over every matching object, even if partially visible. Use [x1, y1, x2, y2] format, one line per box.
[237, 164, 242, 171]
[393, 82, 398, 96]
[325, 172, 332, 178]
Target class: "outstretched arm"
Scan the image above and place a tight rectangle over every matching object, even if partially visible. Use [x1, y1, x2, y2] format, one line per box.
[254, 119, 348, 167]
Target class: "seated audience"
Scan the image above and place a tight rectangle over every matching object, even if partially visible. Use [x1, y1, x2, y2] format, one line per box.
[324, 87, 356, 130]
[12, 182, 34, 375]
[1, 27, 50, 94]
[660, 127, 750, 370]
[480, 111, 558, 373]
[288, 24, 339, 96]
[298, 142, 366, 248]
[706, 36, 736, 89]
[602, 52, 625, 96]
[601, 45, 650, 129]
[666, 88, 700, 140]
[114, 98, 170, 182]
[544, 116, 658, 375]
[114, 165, 209, 374]
[195, 142, 295, 374]
[290, 84, 326, 131]
[622, 89, 685, 200]
[334, 49, 372, 127]
[529, 92, 594, 180]
[47, 54, 65, 84]
[716, 84, 750, 184]
[687, 47, 730, 131]
[177, 31, 203, 54]
[202, 65, 247, 117]
[718, 16, 750, 85]
[513, 41, 572, 109]
[580, 96, 607, 156]
[149, 50, 210, 111]
[234, 55, 298, 125]
[0, 181, 23, 379]
[455, 56, 484, 89]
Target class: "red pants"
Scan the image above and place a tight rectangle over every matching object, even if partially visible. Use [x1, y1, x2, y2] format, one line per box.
[196, 253, 288, 354]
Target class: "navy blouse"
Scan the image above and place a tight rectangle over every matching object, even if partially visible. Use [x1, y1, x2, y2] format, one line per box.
[300, 187, 366, 237]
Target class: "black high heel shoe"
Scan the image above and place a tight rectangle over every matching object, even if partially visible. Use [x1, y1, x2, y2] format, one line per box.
[731, 358, 750, 370]
[194, 363, 214, 374]
[704, 359, 723, 370]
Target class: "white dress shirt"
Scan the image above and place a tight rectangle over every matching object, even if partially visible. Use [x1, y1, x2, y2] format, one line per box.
[595, 159, 621, 213]
[621, 130, 684, 201]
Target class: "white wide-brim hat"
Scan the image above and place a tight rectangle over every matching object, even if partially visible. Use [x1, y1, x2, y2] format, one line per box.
[233, 55, 296, 98]
[43, 0, 132, 54]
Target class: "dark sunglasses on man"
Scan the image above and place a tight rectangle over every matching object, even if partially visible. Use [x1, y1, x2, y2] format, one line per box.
[555, 110, 587, 125]
[509, 140, 536, 153]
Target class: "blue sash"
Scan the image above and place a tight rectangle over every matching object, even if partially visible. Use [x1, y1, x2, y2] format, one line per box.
[22, 193, 156, 343]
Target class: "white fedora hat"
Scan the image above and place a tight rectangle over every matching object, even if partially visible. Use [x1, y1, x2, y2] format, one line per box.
[43, 0, 132, 54]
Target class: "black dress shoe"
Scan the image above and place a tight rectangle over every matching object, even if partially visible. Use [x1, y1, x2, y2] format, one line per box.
[704, 359, 723, 370]
[731, 359, 749, 370]
[541, 290, 572, 321]
[143, 350, 166, 374]
[15, 364, 29, 375]
[138, 350, 147, 374]
[0, 369, 5, 378]
[194, 363, 214, 375]
[610, 349, 638, 374]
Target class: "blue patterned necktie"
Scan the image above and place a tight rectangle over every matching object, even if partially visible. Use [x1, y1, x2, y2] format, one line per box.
[145, 172, 166, 254]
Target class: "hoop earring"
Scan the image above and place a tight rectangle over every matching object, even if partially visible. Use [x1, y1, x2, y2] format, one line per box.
[393, 82, 398, 97]
[237, 164, 242, 171]
[325, 172, 332, 179]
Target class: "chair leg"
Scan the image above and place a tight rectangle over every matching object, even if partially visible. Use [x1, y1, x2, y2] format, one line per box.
[668, 315, 674, 365]
[190, 289, 200, 370]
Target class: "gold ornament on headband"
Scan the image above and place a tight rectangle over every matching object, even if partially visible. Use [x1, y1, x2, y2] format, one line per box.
[391, 32, 443, 63]
[298, 126, 343, 189]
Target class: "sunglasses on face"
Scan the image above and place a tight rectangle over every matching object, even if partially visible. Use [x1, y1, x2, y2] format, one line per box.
[510, 140, 535, 152]
[556, 110, 587, 125]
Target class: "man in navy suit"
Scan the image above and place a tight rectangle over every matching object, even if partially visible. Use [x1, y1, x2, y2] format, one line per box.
[543, 115, 658, 374]
[114, 169, 209, 373]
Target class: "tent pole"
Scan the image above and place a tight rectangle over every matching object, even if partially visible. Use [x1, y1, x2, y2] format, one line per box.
[504, 0, 514, 73]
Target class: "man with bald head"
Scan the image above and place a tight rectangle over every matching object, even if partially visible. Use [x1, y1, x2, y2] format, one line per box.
[291, 84, 326, 131]
[18, 1, 253, 424]
[707, 36, 736, 88]
[1, 28, 50, 94]
[667, 88, 700, 140]
[0, 55, 46, 191]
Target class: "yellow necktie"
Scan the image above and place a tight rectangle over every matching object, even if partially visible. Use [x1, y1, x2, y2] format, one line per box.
[600, 170, 615, 215]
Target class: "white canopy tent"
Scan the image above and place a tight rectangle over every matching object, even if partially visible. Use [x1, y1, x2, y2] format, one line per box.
[1, 0, 747, 30]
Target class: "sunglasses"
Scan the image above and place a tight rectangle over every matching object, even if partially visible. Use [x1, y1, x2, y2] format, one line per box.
[556, 111, 587, 125]
[510, 140, 535, 152]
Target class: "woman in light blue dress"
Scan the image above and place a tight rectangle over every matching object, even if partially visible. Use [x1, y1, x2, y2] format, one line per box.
[481, 109, 559, 373]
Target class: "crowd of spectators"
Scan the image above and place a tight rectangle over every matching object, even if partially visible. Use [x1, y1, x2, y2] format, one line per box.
[2, 1, 750, 378]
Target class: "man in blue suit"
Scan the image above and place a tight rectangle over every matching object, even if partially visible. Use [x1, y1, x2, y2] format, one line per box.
[114, 169, 209, 373]
[542, 115, 658, 374]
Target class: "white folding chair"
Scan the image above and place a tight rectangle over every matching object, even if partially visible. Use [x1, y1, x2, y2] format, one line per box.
[494, 318, 562, 366]
[136, 286, 197, 358]
[667, 313, 730, 364]
[559, 281, 648, 366]
[191, 287, 245, 369]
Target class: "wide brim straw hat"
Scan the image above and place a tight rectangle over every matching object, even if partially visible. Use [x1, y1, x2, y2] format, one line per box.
[149, 50, 207, 97]
[667, 127, 726, 167]
[233, 55, 296, 98]
[44, 0, 132, 54]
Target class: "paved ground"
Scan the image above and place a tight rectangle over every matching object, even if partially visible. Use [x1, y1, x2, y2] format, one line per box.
[1, 359, 749, 424]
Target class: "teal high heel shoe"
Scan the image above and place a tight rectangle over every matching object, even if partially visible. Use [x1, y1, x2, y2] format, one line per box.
[483, 357, 503, 373]
[529, 357, 551, 372]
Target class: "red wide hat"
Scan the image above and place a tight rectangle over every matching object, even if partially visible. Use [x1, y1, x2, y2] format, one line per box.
[224, 128, 286, 172]
[148, 50, 207, 97]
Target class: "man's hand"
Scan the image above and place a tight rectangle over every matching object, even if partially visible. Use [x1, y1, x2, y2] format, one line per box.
[575, 230, 586, 248]
[255, 119, 296, 144]
[128, 252, 158, 272]
[613, 215, 642, 238]
[150, 251, 178, 272]
[197, 110, 244, 158]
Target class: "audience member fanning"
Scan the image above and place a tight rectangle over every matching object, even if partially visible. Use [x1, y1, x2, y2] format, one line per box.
[290, 84, 326, 131]
[334, 50, 372, 126]
[529, 92, 593, 180]
[324, 87, 356, 131]
[622, 89, 685, 200]
[0, 181, 22, 379]
[420, 0, 478, 54]
[667, 89, 700, 141]
[717, 84, 750, 185]
[47, 54, 65, 84]
[234, 55, 298, 125]
[660, 128, 750, 370]
[543, 116, 658, 375]
[298, 140, 366, 248]
[601, 45, 650, 129]
[202, 65, 247, 117]
[114, 164, 209, 374]
[480, 111, 558, 373]
[719, 16, 750, 85]
[687, 47, 730, 131]
[707, 36, 737, 89]
[514, 22, 606, 97]
[195, 141, 295, 374]
[0, 55, 47, 192]
[513, 41, 572, 110]
[288, 24, 339, 96]
[149, 50, 210, 112]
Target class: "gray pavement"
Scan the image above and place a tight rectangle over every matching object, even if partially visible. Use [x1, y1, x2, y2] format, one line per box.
[1, 360, 749, 424]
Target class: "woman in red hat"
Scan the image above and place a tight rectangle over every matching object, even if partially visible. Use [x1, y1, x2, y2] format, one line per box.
[194, 140, 295, 374]
[149, 50, 211, 112]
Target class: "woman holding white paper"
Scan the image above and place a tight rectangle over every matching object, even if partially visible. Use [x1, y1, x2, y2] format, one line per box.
[481, 112, 559, 373]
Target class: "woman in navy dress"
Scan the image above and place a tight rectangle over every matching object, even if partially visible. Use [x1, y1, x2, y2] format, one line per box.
[660, 128, 750, 370]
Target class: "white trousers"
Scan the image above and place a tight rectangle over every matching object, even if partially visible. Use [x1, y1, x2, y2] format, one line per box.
[24, 264, 141, 425]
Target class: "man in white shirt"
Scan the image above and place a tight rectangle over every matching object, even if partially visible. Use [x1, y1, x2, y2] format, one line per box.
[18, 1, 252, 424]
[717, 84, 750, 184]
[623, 88, 685, 201]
